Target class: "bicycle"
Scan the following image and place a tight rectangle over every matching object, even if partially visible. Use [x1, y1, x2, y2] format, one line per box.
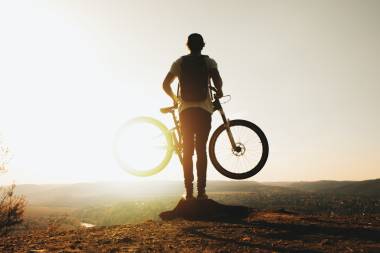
[113, 87, 269, 179]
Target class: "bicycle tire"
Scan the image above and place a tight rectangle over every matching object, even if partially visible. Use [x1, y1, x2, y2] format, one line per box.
[209, 119, 269, 179]
[113, 117, 174, 177]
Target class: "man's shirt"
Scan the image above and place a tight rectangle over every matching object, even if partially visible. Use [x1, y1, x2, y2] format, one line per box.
[169, 55, 218, 114]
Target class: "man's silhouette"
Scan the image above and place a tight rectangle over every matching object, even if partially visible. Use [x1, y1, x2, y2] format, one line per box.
[163, 33, 223, 200]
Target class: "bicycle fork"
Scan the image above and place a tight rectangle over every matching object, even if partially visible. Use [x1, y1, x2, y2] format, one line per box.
[218, 108, 238, 150]
[213, 97, 238, 151]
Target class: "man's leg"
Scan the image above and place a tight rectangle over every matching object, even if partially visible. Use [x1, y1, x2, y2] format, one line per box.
[179, 110, 195, 198]
[194, 109, 212, 197]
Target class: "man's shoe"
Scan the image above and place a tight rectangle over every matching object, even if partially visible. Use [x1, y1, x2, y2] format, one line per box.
[197, 192, 208, 200]
[182, 192, 195, 201]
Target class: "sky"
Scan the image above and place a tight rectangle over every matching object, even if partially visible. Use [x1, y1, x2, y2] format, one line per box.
[0, 0, 379, 184]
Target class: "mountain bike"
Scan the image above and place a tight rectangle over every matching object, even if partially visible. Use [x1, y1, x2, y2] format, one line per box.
[113, 87, 269, 179]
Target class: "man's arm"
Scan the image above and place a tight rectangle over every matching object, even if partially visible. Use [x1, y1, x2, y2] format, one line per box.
[162, 72, 178, 104]
[210, 68, 223, 98]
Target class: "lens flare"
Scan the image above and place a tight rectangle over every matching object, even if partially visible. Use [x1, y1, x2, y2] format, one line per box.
[113, 117, 173, 177]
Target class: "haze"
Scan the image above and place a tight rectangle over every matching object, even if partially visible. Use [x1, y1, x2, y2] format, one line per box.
[0, 0, 379, 184]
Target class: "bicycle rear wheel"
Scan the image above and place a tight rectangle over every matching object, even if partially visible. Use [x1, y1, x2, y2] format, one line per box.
[209, 119, 269, 179]
[113, 117, 173, 177]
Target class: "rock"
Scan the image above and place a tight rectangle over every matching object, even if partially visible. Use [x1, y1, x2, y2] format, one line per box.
[117, 236, 133, 243]
[319, 239, 330, 246]
[276, 208, 297, 215]
[159, 198, 252, 221]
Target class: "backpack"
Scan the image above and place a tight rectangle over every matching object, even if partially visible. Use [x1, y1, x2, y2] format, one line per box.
[179, 55, 210, 101]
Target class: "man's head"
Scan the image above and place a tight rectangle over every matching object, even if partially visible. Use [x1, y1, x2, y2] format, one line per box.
[187, 33, 205, 53]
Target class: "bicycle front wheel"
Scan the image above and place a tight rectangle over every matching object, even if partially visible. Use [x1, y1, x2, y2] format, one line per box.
[209, 119, 269, 179]
[113, 117, 173, 177]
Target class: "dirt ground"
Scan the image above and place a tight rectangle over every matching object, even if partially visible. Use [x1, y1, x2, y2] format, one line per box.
[1, 210, 379, 253]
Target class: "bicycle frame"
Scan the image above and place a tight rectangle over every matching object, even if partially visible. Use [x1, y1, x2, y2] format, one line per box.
[167, 110, 183, 164]
[165, 90, 238, 165]
[115, 86, 268, 179]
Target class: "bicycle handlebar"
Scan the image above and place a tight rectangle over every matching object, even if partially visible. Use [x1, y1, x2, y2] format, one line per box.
[160, 106, 177, 114]
[160, 86, 227, 114]
[210, 86, 218, 92]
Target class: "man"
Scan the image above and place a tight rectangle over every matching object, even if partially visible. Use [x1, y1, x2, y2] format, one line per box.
[162, 33, 223, 200]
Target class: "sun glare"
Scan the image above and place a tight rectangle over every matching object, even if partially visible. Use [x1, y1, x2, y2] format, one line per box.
[114, 117, 173, 177]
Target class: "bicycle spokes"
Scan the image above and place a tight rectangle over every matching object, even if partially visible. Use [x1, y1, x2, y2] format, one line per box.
[213, 125, 263, 174]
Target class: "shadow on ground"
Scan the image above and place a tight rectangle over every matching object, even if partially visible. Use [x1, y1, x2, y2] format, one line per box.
[159, 198, 380, 252]
[159, 198, 252, 222]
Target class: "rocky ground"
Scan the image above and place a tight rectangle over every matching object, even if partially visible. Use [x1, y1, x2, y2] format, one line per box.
[1, 199, 380, 252]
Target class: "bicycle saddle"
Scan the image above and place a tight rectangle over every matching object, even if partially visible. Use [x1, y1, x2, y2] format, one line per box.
[160, 106, 176, 114]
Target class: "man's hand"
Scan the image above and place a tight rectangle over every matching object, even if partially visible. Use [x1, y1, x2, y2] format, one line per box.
[171, 94, 179, 107]
[215, 89, 224, 99]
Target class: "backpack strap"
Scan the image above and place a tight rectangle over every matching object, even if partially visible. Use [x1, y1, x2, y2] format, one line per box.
[201, 55, 212, 93]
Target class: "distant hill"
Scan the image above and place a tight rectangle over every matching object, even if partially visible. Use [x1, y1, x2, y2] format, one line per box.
[327, 179, 380, 197]
[286, 179, 380, 197]
[285, 180, 354, 192]
[12, 179, 380, 207]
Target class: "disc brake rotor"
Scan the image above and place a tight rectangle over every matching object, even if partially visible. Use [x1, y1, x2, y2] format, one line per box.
[232, 142, 246, 156]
